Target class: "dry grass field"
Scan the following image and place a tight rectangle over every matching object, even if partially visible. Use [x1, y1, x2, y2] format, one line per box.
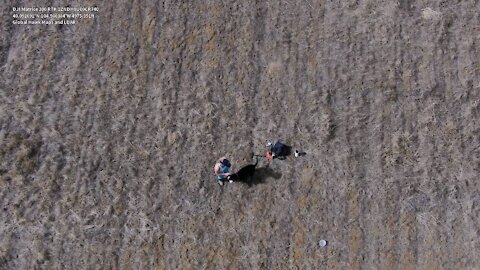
[1, 0, 479, 269]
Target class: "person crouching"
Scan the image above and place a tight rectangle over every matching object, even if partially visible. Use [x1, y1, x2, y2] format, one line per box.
[214, 157, 232, 186]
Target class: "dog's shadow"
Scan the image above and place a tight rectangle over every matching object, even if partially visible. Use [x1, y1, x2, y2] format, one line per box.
[236, 166, 282, 187]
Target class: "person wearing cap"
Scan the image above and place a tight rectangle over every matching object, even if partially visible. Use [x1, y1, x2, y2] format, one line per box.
[214, 156, 232, 185]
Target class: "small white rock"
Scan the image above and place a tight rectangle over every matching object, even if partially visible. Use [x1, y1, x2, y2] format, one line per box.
[421, 7, 442, 20]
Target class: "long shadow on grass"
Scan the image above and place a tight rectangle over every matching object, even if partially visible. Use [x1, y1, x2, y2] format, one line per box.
[235, 166, 282, 187]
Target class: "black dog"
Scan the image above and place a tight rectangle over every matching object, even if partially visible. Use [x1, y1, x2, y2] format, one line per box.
[227, 157, 258, 183]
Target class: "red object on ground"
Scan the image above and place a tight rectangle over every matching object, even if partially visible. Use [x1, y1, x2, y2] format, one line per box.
[266, 151, 273, 161]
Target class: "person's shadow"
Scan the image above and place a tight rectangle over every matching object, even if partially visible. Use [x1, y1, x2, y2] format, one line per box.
[236, 165, 282, 187]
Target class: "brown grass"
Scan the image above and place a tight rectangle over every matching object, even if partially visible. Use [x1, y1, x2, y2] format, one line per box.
[1, 0, 479, 269]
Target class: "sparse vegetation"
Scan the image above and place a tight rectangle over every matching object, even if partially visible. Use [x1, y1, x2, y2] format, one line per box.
[0, 1, 479, 269]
